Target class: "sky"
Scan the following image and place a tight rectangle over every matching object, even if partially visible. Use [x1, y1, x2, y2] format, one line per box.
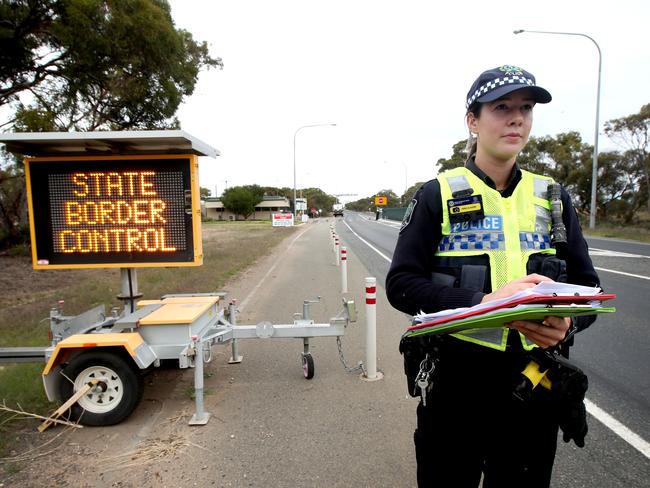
[168, 0, 650, 203]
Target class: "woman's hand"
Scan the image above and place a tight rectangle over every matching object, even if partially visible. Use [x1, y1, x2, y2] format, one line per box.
[507, 316, 571, 348]
[480, 273, 553, 304]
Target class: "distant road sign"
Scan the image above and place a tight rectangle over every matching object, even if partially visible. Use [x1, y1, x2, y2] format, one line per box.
[272, 213, 294, 227]
[295, 197, 307, 211]
[374, 196, 388, 206]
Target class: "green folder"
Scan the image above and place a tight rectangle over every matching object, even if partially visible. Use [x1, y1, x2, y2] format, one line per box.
[407, 305, 616, 338]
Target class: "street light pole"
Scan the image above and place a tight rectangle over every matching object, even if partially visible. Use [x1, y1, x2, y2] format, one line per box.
[514, 29, 602, 229]
[293, 123, 336, 216]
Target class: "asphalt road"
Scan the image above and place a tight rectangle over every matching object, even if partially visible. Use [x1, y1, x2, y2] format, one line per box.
[336, 212, 650, 488]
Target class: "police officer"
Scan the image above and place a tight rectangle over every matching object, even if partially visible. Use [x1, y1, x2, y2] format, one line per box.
[386, 65, 600, 487]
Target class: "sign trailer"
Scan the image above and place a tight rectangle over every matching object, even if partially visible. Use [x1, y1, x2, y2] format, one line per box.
[0, 131, 355, 427]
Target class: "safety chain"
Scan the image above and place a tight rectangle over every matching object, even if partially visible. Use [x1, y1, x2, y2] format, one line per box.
[336, 336, 366, 376]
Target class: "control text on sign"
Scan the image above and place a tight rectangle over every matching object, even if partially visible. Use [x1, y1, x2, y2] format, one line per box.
[54, 171, 178, 253]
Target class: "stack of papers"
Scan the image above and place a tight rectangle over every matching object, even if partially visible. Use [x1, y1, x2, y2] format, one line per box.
[406, 282, 616, 338]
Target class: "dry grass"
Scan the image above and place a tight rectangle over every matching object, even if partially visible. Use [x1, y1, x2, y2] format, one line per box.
[98, 434, 214, 474]
[585, 223, 650, 242]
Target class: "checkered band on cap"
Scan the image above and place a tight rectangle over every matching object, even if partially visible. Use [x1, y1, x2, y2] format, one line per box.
[466, 75, 535, 109]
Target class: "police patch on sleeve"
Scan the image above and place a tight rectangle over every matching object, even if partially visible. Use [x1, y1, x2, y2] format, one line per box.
[400, 198, 417, 232]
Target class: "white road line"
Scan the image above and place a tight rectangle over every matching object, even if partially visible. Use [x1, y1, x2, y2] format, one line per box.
[342, 220, 392, 263]
[585, 399, 650, 460]
[238, 226, 311, 313]
[358, 214, 402, 228]
[589, 248, 650, 258]
[343, 218, 650, 459]
[594, 266, 650, 281]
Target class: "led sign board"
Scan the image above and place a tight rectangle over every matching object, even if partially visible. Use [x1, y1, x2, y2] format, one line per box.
[25, 155, 202, 269]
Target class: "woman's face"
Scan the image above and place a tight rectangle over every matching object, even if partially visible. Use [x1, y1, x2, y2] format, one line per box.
[467, 89, 535, 164]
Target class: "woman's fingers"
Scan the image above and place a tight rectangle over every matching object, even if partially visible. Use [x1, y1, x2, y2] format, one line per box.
[507, 316, 571, 348]
[481, 274, 556, 304]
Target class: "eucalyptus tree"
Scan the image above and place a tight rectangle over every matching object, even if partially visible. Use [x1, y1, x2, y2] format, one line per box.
[605, 103, 650, 212]
[0, 0, 221, 247]
[0, 0, 221, 131]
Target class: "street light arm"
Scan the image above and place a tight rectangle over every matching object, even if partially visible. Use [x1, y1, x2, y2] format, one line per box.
[294, 123, 337, 139]
[515, 29, 601, 59]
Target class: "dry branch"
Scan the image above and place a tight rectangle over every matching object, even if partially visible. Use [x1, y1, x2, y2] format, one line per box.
[0, 401, 82, 429]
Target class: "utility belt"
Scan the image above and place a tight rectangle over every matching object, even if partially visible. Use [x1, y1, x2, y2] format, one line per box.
[399, 324, 589, 447]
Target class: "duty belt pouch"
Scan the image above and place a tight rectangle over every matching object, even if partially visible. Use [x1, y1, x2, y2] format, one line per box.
[526, 253, 567, 283]
[399, 334, 442, 397]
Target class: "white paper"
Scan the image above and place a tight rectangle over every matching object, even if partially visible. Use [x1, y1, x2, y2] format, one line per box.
[414, 282, 603, 324]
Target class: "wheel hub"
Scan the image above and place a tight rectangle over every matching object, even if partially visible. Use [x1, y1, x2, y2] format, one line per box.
[74, 366, 124, 414]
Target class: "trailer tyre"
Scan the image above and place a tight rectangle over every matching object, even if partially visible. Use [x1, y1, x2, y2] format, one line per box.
[59, 350, 144, 426]
[302, 353, 315, 380]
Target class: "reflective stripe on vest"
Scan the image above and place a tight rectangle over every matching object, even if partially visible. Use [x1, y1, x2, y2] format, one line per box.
[436, 167, 556, 351]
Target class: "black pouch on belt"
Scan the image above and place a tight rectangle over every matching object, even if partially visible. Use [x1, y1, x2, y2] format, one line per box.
[526, 253, 567, 283]
[399, 334, 444, 397]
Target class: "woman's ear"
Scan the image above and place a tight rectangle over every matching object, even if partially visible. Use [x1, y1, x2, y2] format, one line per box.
[466, 112, 478, 134]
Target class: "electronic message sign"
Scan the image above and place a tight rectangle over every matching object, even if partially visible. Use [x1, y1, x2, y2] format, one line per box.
[25, 155, 202, 269]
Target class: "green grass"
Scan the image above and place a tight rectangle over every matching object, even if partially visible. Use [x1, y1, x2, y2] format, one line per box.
[0, 363, 53, 457]
[0, 221, 298, 456]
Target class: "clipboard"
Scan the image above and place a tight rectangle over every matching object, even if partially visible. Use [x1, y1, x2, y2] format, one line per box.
[406, 304, 616, 338]
[409, 293, 617, 332]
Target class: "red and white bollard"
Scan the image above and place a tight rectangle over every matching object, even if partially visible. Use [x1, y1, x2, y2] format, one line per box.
[363, 277, 381, 381]
[340, 246, 348, 293]
[334, 236, 340, 267]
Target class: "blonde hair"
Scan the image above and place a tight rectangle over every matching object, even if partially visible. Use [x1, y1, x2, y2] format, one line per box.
[464, 103, 482, 161]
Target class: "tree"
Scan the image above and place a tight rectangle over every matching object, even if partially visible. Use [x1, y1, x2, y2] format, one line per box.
[300, 188, 336, 215]
[345, 196, 373, 212]
[240, 184, 265, 203]
[0, 0, 222, 131]
[220, 186, 262, 220]
[402, 182, 426, 206]
[595, 150, 642, 222]
[0, 164, 28, 247]
[518, 133, 594, 213]
[604, 104, 650, 212]
[0, 0, 220, 248]
[435, 139, 468, 173]
[200, 187, 211, 199]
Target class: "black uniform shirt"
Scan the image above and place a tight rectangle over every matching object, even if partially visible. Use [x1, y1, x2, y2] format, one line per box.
[386, 159, 600, 332]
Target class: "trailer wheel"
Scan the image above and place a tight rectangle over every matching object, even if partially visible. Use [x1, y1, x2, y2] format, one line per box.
[59, 350, 144, 426]
[302, 353, 315, 380]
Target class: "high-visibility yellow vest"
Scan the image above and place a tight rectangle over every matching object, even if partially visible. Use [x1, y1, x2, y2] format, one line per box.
[436, 166, 556, 351]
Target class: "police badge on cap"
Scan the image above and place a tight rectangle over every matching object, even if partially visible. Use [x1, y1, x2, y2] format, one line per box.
[466, 65, 552, 109]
